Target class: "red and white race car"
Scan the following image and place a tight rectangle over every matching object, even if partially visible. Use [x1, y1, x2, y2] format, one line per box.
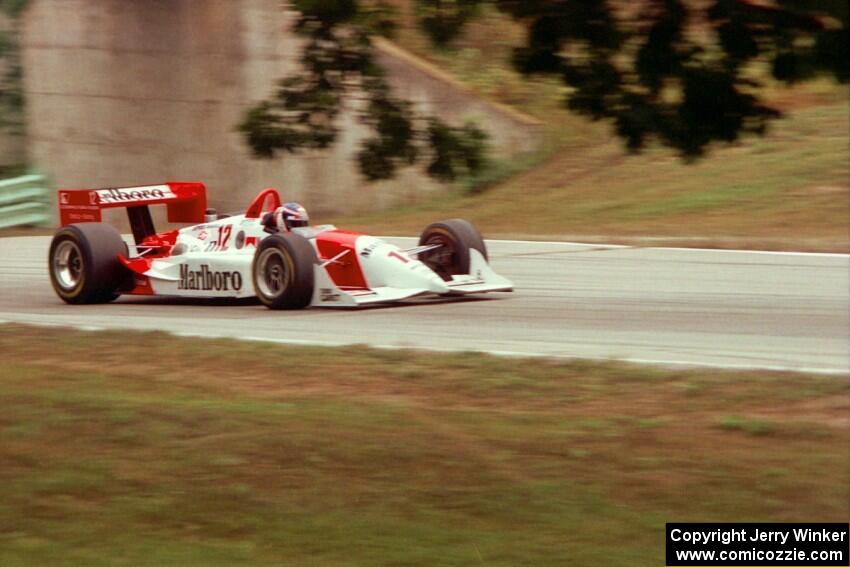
[48, 182, 513, 309]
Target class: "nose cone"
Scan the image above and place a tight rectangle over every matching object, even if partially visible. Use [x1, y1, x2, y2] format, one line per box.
[392, 263, 450, 294]
[425, 274, 450, 294]
[356, 238, 453, 294]
[381, 257, 450, 294]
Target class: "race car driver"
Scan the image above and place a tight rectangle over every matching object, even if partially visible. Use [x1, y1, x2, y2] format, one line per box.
[263, 202, 310, 232]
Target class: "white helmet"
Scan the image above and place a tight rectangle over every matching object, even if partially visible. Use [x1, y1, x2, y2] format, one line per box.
[274, 202, 309, 230]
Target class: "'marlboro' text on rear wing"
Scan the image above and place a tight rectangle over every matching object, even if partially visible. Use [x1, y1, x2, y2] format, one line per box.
[58, 182, 207, 244]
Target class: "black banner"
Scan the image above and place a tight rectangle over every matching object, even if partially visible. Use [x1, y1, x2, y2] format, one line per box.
[666, 523, 849, 566]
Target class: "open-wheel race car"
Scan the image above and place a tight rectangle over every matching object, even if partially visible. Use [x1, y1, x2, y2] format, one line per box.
[48, 182, 513, 309]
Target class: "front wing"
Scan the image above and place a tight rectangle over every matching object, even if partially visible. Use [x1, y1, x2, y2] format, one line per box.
[310, 249, 513, 307]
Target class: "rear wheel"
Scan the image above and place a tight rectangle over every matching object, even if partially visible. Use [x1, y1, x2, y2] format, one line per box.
[252, 233, 317, 309]
[48, 223, 129, 304]
[418, 219, 488, 281]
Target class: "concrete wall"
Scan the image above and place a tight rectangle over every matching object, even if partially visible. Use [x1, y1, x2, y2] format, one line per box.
[0, 118, 24, 169]
[0, 135, 24, 169]
[20, 0, 538, 216]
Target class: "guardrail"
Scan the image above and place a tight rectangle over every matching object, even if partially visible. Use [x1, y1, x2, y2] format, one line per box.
[0, 173, 51, 229]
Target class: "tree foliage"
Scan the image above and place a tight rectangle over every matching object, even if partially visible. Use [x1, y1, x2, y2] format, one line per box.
[415, 0, 483, 45]
[240, 0, 488, 182]
[241, 0, 848, 181]
[422, 0, 848, 157]
[0, 0, 26, 133]
[0, 36, 23, 132]
[0, 0, 27, 18]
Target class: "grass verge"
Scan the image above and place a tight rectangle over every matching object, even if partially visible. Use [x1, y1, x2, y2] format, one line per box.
[0, 324, 848, 566]
[332, 102, 849, 252]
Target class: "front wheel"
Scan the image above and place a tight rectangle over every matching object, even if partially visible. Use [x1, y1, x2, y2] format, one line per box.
[252, 233, 317, 310]
[418, 219, 488, 281]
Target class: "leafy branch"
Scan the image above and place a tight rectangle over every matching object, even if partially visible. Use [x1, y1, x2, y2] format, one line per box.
[239, 0, 489, 183]
[425, 0, 848, 158]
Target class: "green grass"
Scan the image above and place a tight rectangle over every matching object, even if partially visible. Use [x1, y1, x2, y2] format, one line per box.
[0, 324, 848, 566]
[717, 416, 777, 437]
[332, 101, 849, 251]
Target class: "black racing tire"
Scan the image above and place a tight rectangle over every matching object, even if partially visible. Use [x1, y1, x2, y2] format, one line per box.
[252, 233, 317, 310]
[418, 219, 488, 281]
[48, 223, 130, 304]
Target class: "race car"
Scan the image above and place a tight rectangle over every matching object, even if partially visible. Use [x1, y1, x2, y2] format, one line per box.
[48, 182, 513, 309]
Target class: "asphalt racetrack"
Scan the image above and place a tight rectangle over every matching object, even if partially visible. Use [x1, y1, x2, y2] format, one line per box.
[1, 236, 847, 374]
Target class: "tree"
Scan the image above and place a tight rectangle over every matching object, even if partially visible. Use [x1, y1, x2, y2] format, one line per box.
[0, 1, 26, 135]
[240, 0, 848, 180]
[239, 0, 488, 182]
[419, 0, 848, 157]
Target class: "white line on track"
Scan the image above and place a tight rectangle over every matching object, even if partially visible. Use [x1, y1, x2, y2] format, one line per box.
[647, 246, 848, 258]
[380, 237, 850, 257]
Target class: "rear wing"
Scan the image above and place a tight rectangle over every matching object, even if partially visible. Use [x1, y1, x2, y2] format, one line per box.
[58, 182, 207, 243]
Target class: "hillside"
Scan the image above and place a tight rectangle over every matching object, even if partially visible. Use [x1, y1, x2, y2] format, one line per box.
[332, 3, 849, 252]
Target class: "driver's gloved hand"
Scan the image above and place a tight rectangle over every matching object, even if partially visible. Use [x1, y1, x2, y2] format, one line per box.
[261, 212, 278, 234]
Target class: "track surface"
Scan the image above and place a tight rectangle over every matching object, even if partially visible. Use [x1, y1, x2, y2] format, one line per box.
[1, 236, 847, 373]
